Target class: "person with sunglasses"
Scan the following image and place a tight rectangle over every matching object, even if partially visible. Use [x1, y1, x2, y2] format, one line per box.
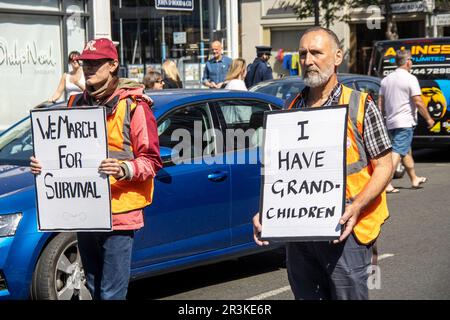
[143, 71, 165, 90]
[31, 38, 162, 300]
[48, 51, 85, 103]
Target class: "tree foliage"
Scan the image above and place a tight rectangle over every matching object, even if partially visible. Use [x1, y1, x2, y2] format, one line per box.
[279, 0, 449, 39]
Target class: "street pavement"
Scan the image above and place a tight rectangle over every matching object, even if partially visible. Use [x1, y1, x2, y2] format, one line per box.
[127, 148, 450, 300]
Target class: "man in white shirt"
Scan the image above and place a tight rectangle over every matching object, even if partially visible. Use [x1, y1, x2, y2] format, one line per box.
[378, 49, 435, 193]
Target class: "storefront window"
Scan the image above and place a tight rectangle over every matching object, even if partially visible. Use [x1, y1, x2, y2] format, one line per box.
[111, 0, 216, 86]
[0, 0, 59, 11]
[0, 12, 62, 128]
[0, 0, 89, 129]
[66, 0, 88, 54]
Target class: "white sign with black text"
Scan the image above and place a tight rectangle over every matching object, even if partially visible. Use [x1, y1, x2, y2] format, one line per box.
[31, 107, 112, 232]
[260, 106, 348, 241]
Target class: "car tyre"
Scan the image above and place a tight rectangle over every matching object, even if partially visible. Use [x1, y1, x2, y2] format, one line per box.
[31, 233, 92, 300]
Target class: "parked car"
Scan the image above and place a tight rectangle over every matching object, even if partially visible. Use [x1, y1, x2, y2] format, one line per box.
[249, 74, 405, 178]
[0, 90, 283, 300]
[249, 73, 381, 104]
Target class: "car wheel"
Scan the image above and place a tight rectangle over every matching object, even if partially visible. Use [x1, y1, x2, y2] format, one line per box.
[393, 163, 406, 179]
[31, 233, 92, 300]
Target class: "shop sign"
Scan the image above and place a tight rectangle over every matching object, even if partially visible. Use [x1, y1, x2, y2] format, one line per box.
[155, 0, 194, 11]
[436, 14, 450, 26]
[381, 1, 431, 14]
[390, 1, 426, 13]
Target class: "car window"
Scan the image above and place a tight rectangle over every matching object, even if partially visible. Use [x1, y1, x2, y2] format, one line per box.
[356, 80, 380, 102]
[341, 80, 358, 90]
[0, 118, 33, 166]
[250, 82, 279, 97]
[253, 81, 305, 101]
[158, 103, 214, 163]
[216, 100, 271, 150]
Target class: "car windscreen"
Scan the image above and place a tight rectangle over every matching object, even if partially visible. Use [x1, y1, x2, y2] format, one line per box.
[375, 38, 450, 80]
[250, 79, 305, 101]
[0, 118, 33, 166]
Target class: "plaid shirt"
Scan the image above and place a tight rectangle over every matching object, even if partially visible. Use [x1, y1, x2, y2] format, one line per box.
[288, 83, 392, 159]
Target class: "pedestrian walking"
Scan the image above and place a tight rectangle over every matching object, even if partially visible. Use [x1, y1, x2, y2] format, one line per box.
[252, 27, 393, 300]
[378, 49, 435, 193]
[223, 58, 247, 91]
[48, 51, 85, 103]
[143, 70, 165, 90]
[202, 40, 232, 89]
[244, 46, 273, 88]
[31, 38, 162, 300]
[161, 59, 183, 89]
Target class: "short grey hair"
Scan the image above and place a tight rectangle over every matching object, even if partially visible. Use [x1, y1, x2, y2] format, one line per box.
[396, 49, 412, 66]
[301, 26, 341, 51]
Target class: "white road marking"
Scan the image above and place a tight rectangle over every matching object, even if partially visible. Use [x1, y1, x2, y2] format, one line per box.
[378, 253, 395, 261]
[246, 285, 291, 300]
[246, 253, 395, 300]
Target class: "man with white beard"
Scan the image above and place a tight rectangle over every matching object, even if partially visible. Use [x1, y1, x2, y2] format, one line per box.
[252, 27, 394, 300]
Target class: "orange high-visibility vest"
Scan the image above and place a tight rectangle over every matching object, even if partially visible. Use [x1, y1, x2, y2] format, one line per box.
[68, 94, 155, 214]
[288, 85, 389, 244]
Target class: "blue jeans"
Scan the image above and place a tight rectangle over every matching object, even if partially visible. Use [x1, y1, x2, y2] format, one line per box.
[286, 233, 373, 300]
[77, 230, 134, 300]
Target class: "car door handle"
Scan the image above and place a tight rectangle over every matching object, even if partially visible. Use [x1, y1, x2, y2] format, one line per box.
[207, 171, 228, 182]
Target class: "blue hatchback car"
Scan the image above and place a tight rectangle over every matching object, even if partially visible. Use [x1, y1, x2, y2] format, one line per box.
[0, 90, 283, 300]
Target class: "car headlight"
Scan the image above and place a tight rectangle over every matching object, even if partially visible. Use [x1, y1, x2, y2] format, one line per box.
[0, 213, 23, 237]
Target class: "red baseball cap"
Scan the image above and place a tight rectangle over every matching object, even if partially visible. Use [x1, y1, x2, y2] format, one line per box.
[75, 38, 118, 61]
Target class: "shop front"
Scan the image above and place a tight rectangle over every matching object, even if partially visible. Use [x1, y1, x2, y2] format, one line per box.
[111, 0, 235, 88]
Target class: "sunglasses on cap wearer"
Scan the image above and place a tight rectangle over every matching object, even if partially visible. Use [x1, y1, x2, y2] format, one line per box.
[155, 79, 164, 84]
[78, 59, 113, 68]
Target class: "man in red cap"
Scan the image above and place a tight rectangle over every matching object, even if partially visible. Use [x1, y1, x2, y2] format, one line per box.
[31, 38, 162, 300]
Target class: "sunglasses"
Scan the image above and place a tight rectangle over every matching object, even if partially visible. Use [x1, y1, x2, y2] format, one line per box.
[155, 79, 164, 84]
[79, 59, 111, 68]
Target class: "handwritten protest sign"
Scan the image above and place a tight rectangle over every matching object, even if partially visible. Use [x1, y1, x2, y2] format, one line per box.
[260, 106, 348, 241]
[31, 107, 112, 232]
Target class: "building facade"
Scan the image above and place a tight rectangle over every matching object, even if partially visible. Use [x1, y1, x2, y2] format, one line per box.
[3, 0, 450, 129]
[110, 0, 239, 87]
[0, 0, 93, 129]
[0, 0, 238, 129]
[240, 0, 446, 78]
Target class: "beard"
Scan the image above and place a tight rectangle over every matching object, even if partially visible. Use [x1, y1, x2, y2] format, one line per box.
[302, 65, 335, 88]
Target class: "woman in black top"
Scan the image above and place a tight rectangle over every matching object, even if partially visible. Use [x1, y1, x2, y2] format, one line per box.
[162, 59, 183, 89]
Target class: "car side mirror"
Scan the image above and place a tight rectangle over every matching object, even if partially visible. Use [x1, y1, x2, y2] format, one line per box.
[160, 146, 177, 166]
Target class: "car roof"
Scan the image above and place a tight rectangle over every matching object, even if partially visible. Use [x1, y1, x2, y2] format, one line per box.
[250, 73, 380, 89]
[36, 90, 284, 119]
[144, 89, 284, 118]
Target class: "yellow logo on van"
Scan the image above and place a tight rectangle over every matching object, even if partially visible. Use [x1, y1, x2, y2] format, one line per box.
[384, 45, 450, 56]
[421, 86, 447, 120]
[430, 122, 441, 133]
